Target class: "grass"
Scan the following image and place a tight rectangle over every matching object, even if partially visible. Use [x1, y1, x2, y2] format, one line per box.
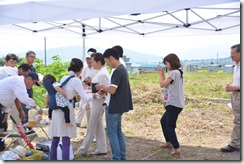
[129, 71, 233, 101]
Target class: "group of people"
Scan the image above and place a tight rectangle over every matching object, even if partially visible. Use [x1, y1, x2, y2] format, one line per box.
[0, 51, 43, 151]
[0, 43, 240, 160]
[44, 45, 133, 160]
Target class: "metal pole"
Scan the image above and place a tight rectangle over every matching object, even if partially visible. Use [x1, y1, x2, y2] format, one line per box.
[82, 24, 86, 61]
[44, 37, 47, 66]
[217, 52, 218, 65]
[83, 37, 85, 61]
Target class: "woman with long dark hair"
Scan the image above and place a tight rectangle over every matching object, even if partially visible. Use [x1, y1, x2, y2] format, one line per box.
[48, 58, 95, 160]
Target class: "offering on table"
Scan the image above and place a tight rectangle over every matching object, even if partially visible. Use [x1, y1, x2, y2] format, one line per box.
[27, 108, 37, 126]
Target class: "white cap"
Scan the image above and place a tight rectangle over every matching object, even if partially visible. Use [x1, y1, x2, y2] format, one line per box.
[86, 51, 95, 58]
[85, 54, 91, 58]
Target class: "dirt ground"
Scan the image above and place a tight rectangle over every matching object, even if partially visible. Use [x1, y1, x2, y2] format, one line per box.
[4, 95, 241, 161]
[71, 103, 241, 161]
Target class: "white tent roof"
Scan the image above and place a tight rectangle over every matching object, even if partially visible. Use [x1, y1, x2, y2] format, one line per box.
[0, 0, 240, 61]
[0, 0, 239, 36]
[0, 0, 239, 23]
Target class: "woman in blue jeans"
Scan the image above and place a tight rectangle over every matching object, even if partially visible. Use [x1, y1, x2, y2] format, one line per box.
[157, 53, 185, 157]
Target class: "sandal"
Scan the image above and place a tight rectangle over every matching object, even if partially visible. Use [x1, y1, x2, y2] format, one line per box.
[160, 143, 172, 149]
[171, 148, 180, 157]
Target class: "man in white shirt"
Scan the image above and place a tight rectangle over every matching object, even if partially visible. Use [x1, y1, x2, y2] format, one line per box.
[0, 72, 42, 117]
[0, 53, 19, 80]
[221, 44, 240, 153]
[76, 48, 98, 128]
[81, 48, 98, 85]
[0, 72, 42, 151]
[0, 63, 32, 123]
[21, 51, 38, 126]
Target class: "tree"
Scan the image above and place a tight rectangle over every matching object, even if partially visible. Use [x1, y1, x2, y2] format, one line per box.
[33, 55, 70, 108]
[0, 57, 5, 66]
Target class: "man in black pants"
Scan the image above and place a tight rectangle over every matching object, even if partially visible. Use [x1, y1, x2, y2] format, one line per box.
[0, 104, 7, 151]
[21, 51, 38, 128]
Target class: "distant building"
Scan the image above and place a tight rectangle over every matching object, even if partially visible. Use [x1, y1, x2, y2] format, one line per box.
[123, 55, 130, 62]
[139, 63, 166, 74]
[125, 62, 132, 73]
[130, 63, 140, 74]
[183, 65, 198, 72]
[223, 64, 234, 72]
[207, 64, 219, 72]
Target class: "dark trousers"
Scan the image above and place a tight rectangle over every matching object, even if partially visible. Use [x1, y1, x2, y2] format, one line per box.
[0, 107, 7, 151]
[21, 103, 30, 124]
[160, 105, 183, 149]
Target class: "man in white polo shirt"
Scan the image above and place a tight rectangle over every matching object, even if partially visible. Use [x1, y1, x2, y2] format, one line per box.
[221, 44, 240, 153]
[76, 48, 98, 128]
[0, 72, 42, 151]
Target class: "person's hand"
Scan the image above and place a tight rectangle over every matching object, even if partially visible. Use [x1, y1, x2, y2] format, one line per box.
[85, 103, 90, 111]
[95, 84, 103, 90]
[62, 92, 67, 97]
[37, 108, 43, 115]
[97, 90, 106, 95]
[82, 84, 89, 90]
[2, 113, 9, 123]
[94, 93, 100, 99]
[19, 110, 26, 121]
[225, 84, 232, 92]
[84, 77, 92, 85]
[157, 64, 165, 74]
[76, 94, 81, 101]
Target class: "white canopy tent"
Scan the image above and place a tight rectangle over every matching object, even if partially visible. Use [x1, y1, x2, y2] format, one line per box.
[0, 0, 240, 62]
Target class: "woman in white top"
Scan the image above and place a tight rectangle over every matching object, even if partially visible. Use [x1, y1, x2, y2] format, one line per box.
[48, 58, 96, 160]
[76, 53, 109, 155]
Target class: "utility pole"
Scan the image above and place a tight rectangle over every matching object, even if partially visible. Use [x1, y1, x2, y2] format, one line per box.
[44, 37, 47, 66]
[217, 52, 218, 65]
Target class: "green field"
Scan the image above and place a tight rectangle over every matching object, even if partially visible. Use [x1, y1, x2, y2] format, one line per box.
[130, 71, 233, 100]
[33, 70, 233, 109]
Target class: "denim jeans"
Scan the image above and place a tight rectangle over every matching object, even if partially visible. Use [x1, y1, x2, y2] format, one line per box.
[105, 106, 126, 160]
[160, 105, 183, 149]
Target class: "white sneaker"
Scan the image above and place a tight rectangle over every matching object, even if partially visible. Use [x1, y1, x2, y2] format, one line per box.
[92, 136, 96, 142]
[74, 147, 87, 156]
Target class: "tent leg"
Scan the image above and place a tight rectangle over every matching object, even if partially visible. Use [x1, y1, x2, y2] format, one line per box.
[44, 37, 47, 66]
[82, 37, 85, 61]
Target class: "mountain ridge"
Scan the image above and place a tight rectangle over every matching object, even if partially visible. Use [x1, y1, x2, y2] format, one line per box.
[2, 45, 233, 66]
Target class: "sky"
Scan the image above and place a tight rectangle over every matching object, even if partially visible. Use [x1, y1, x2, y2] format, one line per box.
[0, 32, 240, 60]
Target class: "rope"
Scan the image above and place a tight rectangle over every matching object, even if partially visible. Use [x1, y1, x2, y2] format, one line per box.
[141, 149, 162, 160]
